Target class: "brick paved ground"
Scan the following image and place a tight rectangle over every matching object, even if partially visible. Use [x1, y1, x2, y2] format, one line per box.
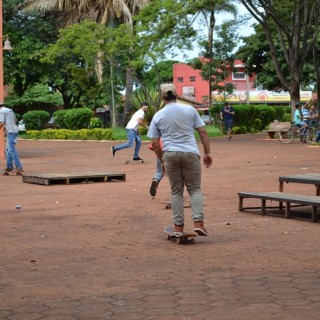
[1, 133, 320, 320]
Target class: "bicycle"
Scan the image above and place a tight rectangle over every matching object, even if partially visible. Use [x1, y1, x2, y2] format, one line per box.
[278, 121, 318, 144]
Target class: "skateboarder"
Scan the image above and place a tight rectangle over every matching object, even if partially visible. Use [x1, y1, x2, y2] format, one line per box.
[0, 103, 24, 174]
[147, 83, 212, 236]
[149, 137, 164, 197]
[111, 102, 149, 161]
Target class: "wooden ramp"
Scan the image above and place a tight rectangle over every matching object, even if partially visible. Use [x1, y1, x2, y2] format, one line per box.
[22, 171, 126, 186]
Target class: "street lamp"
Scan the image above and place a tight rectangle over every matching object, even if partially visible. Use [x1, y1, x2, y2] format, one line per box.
[0, 0, 12, 160]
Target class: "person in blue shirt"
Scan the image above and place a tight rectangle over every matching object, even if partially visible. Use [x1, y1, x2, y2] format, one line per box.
[294, 103, 308, 134]
[220, 102, 235, 140]
[0, 103, 23, 173]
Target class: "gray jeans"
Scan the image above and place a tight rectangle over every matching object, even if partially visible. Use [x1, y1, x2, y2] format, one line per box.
[163, 151, 204, 226]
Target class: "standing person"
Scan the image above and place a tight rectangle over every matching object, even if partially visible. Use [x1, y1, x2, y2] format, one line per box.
[308, 104, 319, 127]
[220, 102, 235, 140]
[111, 102, 149, 161]
[0, 103, 23, 173]
[147, 83, 212, 236]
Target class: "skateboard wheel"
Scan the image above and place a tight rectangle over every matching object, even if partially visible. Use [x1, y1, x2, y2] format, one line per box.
[190, 238, 195, 244]
[177, 238, 182, 244]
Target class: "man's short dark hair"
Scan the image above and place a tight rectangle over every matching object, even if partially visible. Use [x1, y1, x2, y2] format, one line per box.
[141, 102, 148, 107]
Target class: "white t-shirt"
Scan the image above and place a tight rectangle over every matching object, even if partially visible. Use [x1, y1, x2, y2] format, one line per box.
[0, 107, 18, 133]
[147, 102, 205, 155]
[126, 109, 145, 131]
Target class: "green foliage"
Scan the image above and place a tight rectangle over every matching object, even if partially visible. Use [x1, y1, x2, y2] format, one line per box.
[26, 128, 113, 140]
[64, 108, 93, 130]
[128, 86, 164, 124]
[6, 84, 63, 111]
[140, 60, 178, 88]
[53, 110, 68, 128]
[253, 118, 262, 131]
[232, 126, 247, 134]
[3, 1, 59, 97]
[22, 110, 51, 130]
[212, 104, 290, 132]
[89, 117, 103, 129]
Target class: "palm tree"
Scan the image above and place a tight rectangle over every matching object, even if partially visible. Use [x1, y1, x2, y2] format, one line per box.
[23, 0, 150, 125]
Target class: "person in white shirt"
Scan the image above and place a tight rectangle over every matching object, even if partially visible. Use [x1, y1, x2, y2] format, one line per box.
[112, 102, 149, 161]
[147, 84, 212, 236]
[0, 103, 23, 173]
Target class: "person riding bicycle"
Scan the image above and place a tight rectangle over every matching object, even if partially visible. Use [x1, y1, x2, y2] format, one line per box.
[294, 103, 308, 134]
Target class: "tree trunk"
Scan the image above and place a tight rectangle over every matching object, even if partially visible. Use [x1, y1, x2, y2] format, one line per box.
[313, 43, 320, 111]
[208, 10, 215, 108]
[288, 78, 301, 119]
[122, 67, 135, 126]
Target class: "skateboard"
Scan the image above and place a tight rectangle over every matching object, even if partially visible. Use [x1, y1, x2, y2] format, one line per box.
[1, 171, 23, 176]
[125, 160, 144, 164]
[164, 226, 197, 244]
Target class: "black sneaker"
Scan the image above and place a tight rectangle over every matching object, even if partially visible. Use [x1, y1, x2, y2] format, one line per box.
[111, 146, 116, 157]
[150, 179, 158, 197]
[133, 157, 143, 161]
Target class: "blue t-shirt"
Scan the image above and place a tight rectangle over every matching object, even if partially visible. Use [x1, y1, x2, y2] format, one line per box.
[147, 102, 205, 155]
[294, 109, 303, 125]
[222, 106, 235, 120]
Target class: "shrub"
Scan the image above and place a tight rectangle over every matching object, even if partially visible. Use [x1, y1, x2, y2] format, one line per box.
[89, 117, 103, 129]
[64, 108, 93, 130]
[253, 118, 263, 131]
[53, 110, 68, 129]
[22, 110, 50, 130]
[26, 128, 113, 140]
[232, 126, 247, 134]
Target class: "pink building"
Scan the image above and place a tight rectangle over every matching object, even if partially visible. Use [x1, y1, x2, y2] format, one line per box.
[173, 60, 256, 105]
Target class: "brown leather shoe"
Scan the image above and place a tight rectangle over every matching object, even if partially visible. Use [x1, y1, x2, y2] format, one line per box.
[194, 221, 208, 236]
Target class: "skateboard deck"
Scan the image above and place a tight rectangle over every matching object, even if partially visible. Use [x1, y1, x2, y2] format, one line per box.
[164, 226, 197, 244]
[1, 171, 23, 176]
[125, 160, 144, 164]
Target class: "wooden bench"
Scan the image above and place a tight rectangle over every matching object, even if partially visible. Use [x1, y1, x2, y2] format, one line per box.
[263, 121, 291, 139]
[238, 191, 320, 222]
[279, 173, 320, 195]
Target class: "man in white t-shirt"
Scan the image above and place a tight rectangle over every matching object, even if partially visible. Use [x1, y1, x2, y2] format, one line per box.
[112, 102, 149, 160]
[147, 84, 212, 236]
[0, 103, 23, 173]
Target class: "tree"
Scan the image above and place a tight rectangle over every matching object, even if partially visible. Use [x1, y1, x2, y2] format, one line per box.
[38, 21, 110, 109]
[240, 0, 320, 112]
[3, 0, 59, 98]
[135, 0, 237, 107]
[23, 0, 151, 126]
[191, 21, 239, 104]
[139, 60, 178, 88]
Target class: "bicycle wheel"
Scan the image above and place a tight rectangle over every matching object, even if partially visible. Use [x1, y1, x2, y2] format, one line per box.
[304, 126, 317, 142]
[279, 127, 294, 144]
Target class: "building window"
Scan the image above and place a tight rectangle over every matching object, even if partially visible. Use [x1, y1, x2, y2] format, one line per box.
[202, 96, 209, 102]
[232, 72, 246, 80]
[177, 77, 183, 83]
[189, 76, 196, 82]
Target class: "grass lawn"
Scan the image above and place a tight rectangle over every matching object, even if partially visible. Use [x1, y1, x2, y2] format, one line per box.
[112, 125, 223, 141]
